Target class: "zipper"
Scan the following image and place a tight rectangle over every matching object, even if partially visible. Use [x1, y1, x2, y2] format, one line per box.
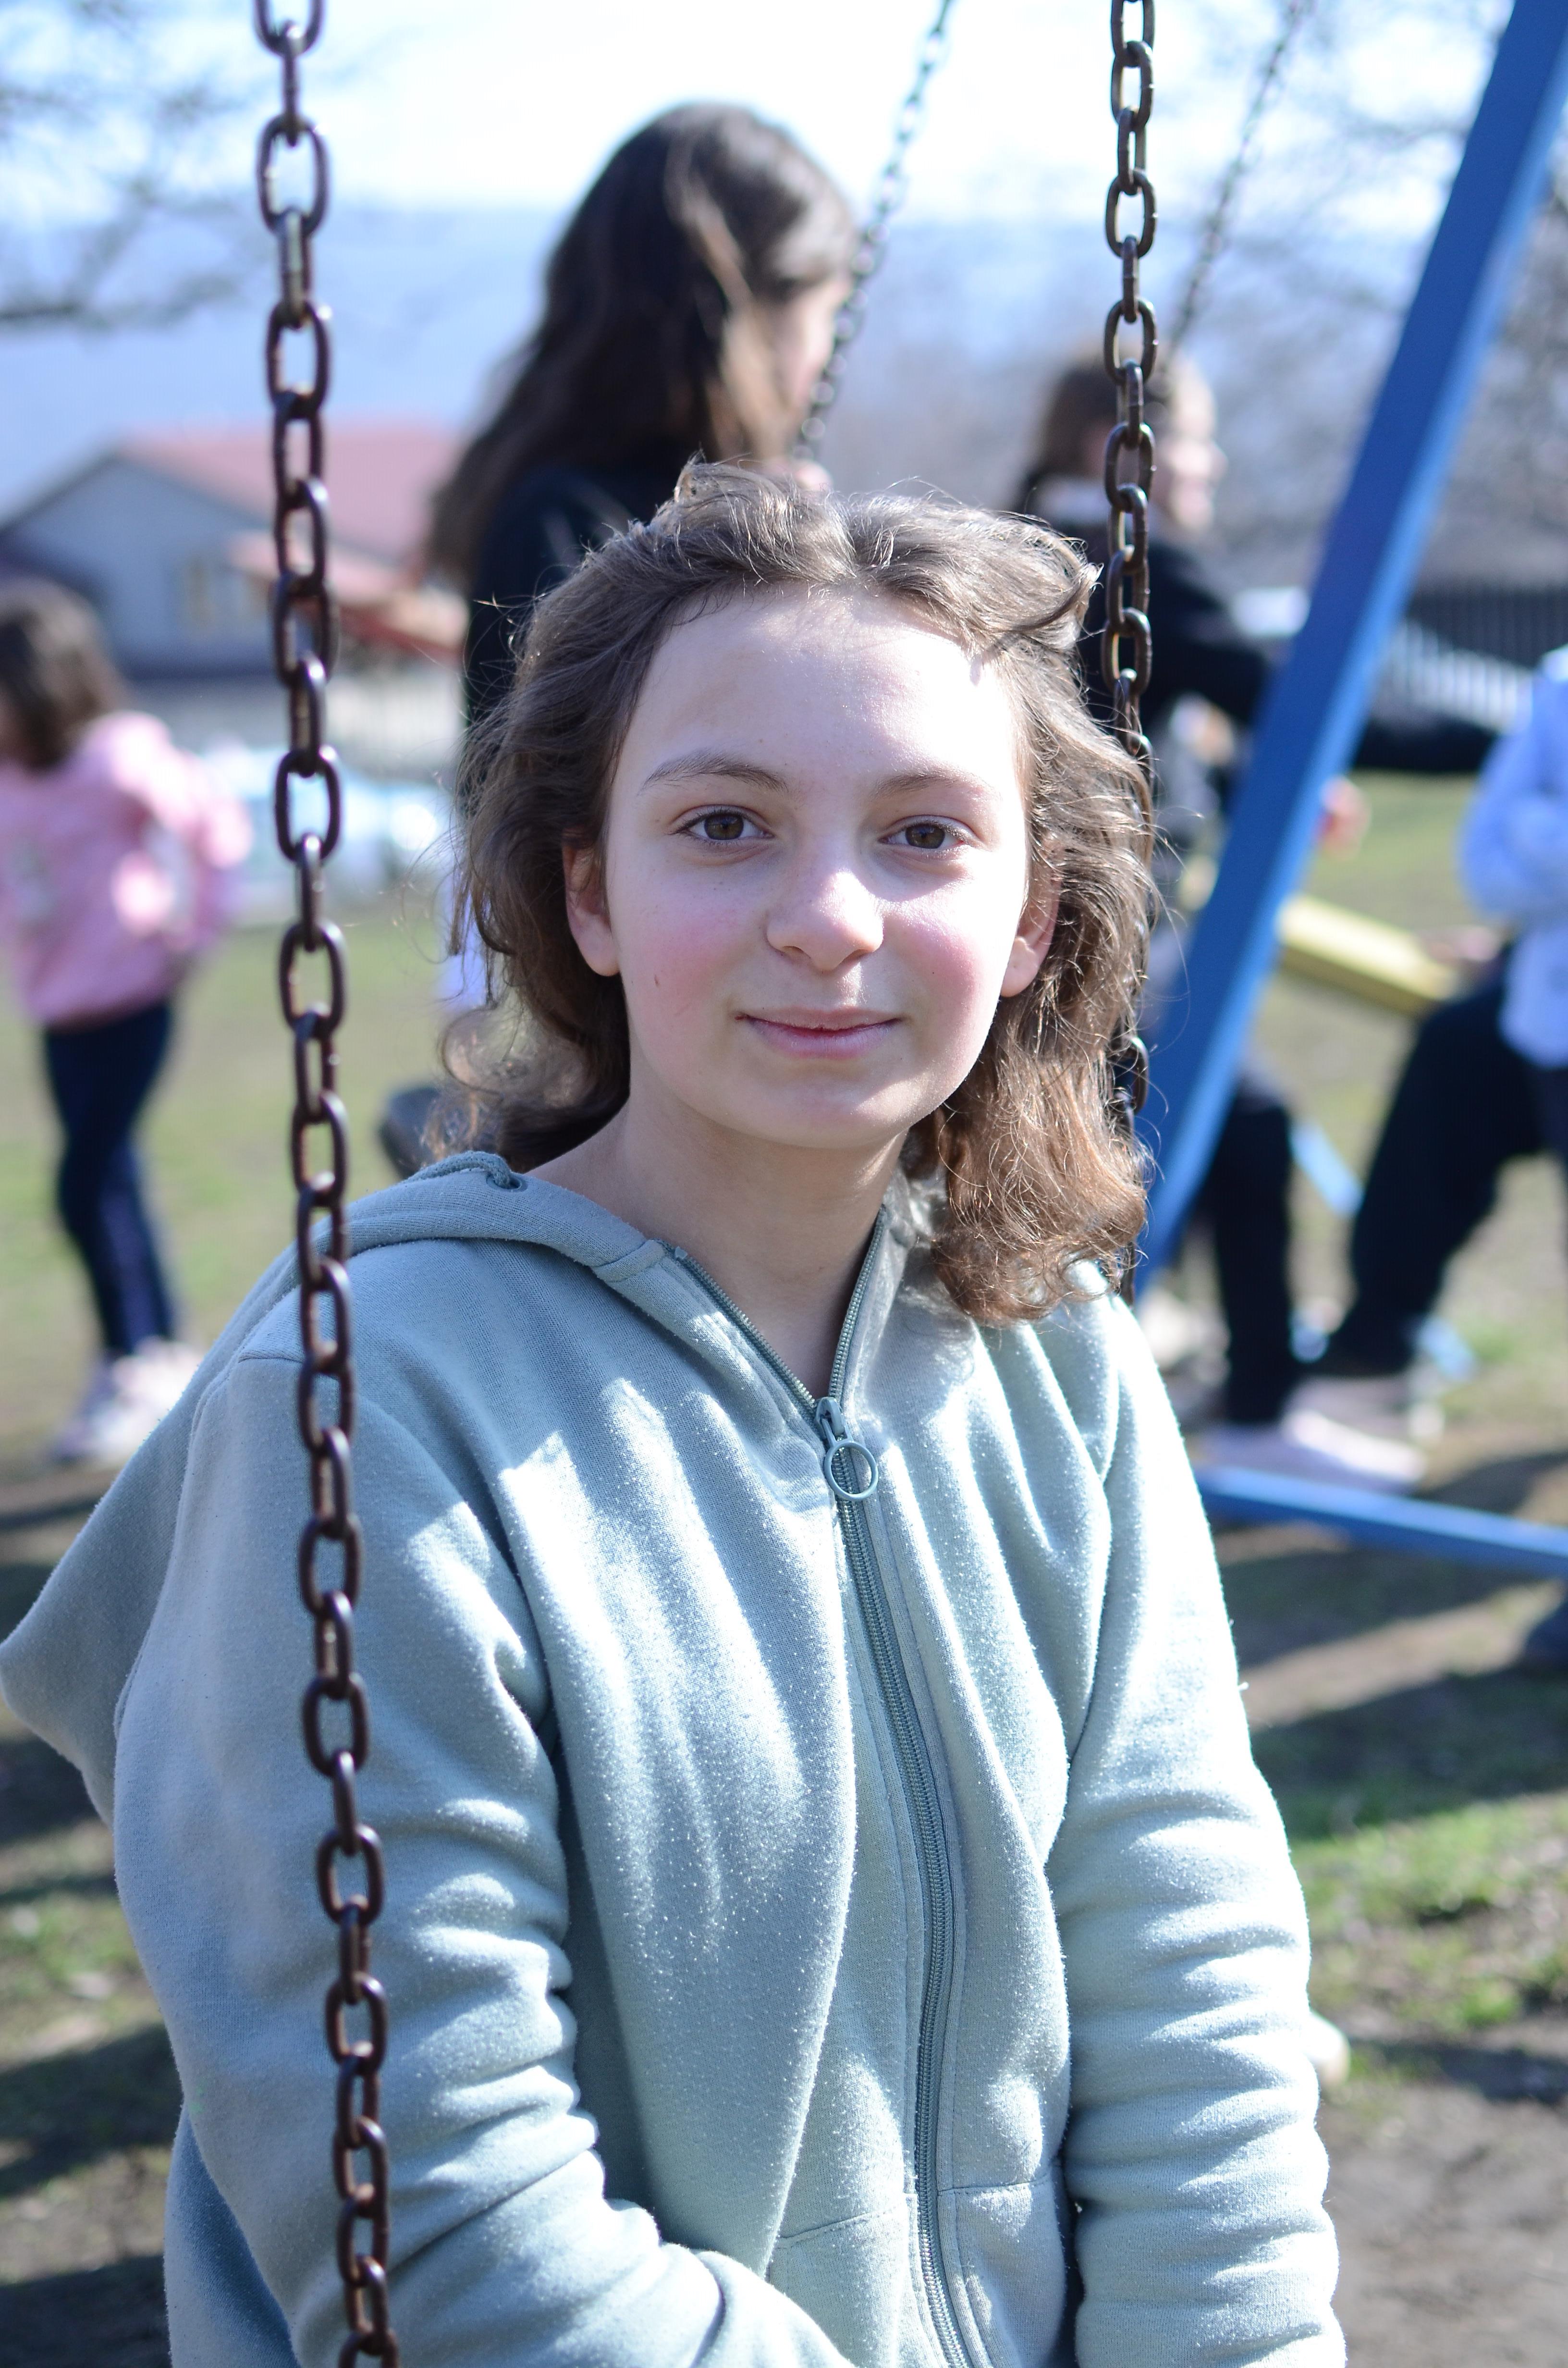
[670, 1227, 973, 2368]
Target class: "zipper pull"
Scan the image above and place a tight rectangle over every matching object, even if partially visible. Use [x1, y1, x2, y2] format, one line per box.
[815, 1395, 880, 1503]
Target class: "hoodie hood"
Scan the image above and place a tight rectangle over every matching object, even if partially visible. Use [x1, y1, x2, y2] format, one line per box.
[0, 1151, 913, 1819]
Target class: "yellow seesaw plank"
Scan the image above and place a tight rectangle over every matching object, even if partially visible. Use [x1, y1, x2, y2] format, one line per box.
[1275, 895, 1458, 1017]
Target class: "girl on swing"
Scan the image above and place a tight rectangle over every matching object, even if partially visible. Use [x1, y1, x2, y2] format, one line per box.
[2, 467, 1342, 2366]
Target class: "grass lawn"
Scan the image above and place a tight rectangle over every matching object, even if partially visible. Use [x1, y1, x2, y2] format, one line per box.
[1, 786, 1566, 2361]
[0, 882, 447, 1476]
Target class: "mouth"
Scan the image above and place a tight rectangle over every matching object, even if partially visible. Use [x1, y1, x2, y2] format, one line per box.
[741, 1010, 900, 1058]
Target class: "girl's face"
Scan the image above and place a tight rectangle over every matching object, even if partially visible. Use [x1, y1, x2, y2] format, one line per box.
[564, 587, 1055, 1165]
[1155, 370, 1226, 538]
[761, 277, 851, 426]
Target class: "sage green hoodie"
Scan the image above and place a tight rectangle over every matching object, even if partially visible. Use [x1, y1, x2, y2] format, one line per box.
[0, 1153, 1340, 2368]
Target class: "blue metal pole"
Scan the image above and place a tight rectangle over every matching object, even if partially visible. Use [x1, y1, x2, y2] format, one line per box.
[1195, 1466, 1568, 1579]
[1141, 0, 1568, 1275]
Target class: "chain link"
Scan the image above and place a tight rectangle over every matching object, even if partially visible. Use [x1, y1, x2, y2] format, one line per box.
[1102, 0, 1157, 1142]
[252, 8, 399, 2361]
[796, 0, 957, 454]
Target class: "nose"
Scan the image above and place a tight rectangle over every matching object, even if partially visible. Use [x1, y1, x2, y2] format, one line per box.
[764, 845, 884, 971]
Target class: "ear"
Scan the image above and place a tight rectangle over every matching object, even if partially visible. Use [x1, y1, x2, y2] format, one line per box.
[562, 844, 621, 979]
[1000, 883, 1059, 999]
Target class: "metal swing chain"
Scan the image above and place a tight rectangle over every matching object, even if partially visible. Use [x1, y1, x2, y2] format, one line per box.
[1165, 0, 1315, 358]
[252, 7, 401, 2363]
[1102, 0, 1157, 778]
[1102, 0, 1157, 1148]
[796, 0, 957, 454]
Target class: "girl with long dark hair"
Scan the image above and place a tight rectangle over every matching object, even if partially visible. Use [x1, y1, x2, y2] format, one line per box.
[429, 104, 856, 730]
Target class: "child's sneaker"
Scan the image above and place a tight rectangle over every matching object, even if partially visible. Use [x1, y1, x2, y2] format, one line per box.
[48, 1340, 200, 1468]
[1191, 1406, 1425, 1492]
[1305, 2009, 1351, 2091]
[48, 1359, 119, 1463]
[124, 1336, 201, 1413]
[1288, 1367, 1445, 1446]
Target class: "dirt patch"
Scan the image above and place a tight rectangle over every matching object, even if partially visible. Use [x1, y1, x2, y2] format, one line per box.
[1222, 1490, 1568, 2363]
[2, 1344, 1567, 2357]
[1323, 2059, 1568, 2365]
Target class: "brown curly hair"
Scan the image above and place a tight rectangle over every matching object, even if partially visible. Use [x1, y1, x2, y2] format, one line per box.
[456, 464, 1152, 1321]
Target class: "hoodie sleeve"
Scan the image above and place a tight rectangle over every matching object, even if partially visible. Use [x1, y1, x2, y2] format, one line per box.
[109, 1339, 854, 2368]
[1045, 1299, 1342, 2367]
[1459, 672, 1568, 925]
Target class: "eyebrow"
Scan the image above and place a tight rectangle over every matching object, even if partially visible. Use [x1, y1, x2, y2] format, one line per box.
[638, 752, 997, 801]
[639, 753, 786, 794]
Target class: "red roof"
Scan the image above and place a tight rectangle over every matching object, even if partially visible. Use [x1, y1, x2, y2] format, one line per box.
[122, 419, 459, 566]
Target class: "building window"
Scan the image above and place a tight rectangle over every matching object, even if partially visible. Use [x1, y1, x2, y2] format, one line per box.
[177, 554, 259, 636]
[180, 555, 219, 632]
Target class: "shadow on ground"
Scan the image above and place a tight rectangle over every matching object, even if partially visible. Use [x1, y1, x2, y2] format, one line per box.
[0, 2026, 180, 2204]
[0, 2254, 168, 2368]
[0, 1734, 92, 1849]
[1422, 1449, 1568, 1520]
[1352, 2031, 1568, 2103]
[1220, 1542, 1529, 1665]
[1217, 1446, 1568, 1667]
[1253, 1662, 1568, 1837]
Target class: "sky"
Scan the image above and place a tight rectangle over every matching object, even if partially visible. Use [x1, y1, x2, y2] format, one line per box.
[0, 0, 1514, 513]
[236, 0, 1497, 232]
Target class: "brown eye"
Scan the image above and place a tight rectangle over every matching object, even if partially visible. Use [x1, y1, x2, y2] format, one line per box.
[900, 822, 951, 851]
[698, 811, 747, 840]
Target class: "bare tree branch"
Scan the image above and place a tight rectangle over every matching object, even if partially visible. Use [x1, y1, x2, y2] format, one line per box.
[0, 0, 257, 336]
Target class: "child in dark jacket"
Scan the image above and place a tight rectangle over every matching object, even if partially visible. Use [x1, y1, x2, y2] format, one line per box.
[1019, 353, 1493, 1487]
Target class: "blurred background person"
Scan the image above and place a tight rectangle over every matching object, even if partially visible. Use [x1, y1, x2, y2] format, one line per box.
[1017, 353, 1495, 1487]
[428, 102, 855, 738]
[0, 581, 250, 1465]
[1311, 648, 1568, 1670]
[376, 102, 857, 1152]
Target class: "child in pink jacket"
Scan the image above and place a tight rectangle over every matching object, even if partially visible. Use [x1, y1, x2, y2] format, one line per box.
[0, 580, 251, 1464]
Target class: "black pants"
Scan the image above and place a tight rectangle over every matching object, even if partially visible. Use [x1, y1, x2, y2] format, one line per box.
[1325, 979, 1555, 1376]
[1536, 1065, 1568, 1167]
[42, 1000, 177, 1358]
[1190, 1076, 1299, 1425]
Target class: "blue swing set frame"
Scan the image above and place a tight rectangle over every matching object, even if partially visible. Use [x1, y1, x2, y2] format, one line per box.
[1140, 0, 1568, 1580]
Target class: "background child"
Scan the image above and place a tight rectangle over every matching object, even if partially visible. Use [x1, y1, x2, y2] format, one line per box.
[1315, 647, 1568, 1669]
[374, 101, 854, 1159]
[1018, 352, 1494, 1487]
[0, 580, 250, 1465]
[2, 472, 1340, 2365]
[428, 101, 854, 735]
